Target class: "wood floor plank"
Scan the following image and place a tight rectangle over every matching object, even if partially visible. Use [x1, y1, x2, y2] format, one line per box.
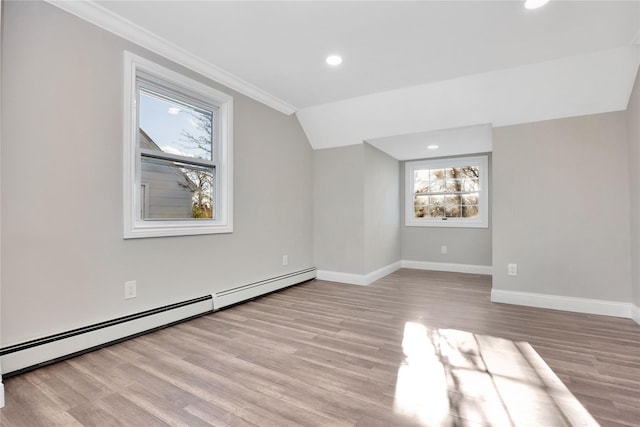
[1, 269, 639, 426]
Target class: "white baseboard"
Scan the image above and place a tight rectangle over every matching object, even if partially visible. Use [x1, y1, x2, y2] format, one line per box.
[632, 304, 640, 326]
[316, 270, 368, 285]
[317, 261, 401, 286]
[317, 260, 490, 285]
[0, 382, 4, 408]
[401, 260, 492, 275]
[491, 289, 633, 319]
[365, 262, 402, 284]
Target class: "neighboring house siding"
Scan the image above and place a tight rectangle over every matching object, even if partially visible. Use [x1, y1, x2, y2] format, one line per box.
[139, 130, 195, 219]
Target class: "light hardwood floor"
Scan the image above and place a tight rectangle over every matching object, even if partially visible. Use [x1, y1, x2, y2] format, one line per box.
[1, 269, 639, 426]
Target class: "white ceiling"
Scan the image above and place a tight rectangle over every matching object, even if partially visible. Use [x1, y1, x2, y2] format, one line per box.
[92, 0, 639, 109]
[49, 0, 640, 156]
[367, 124, 493, 161]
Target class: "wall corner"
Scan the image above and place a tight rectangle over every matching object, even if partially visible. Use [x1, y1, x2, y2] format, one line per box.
[632, 304, 640, 326]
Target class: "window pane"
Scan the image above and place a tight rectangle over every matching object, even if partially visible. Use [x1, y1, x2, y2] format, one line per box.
[462, 205, 479, 218]
[414, 195, 428, 218]
[462, 178, 480, 192]
[460, 166, 480, 179]
[428, 205, 445, 218]
[414, 170, 429, 182]
[414, 170, 429, 193]
[444, 194, 460, 205]
[445, 179, 464, 192]
[429, 195, 444, 206]
[139, 88, 214, 161]
[429, 169, 445, 180]
[141, 156, 214, 220]
[445, 205, 461, 217]
[462, 193, 479, 205]
[429, 179, 446, 193]
[446, 167, 462, 178]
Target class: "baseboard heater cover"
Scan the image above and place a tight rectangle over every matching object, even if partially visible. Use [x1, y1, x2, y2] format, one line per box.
[214, 267, 317, 309]
[1, 267, 316, 378]
[0, 296, 214, 378]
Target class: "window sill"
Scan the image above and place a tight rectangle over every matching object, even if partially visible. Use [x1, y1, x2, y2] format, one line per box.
[405, 220, 488, 228]
[124, 222, 233, 239]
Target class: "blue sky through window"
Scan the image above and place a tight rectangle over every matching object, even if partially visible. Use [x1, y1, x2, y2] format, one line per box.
[139, 90, 212, 160]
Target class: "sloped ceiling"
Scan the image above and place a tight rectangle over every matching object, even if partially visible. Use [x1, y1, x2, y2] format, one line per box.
[299, 46, 639, 150]
[47, 1, 640, 155]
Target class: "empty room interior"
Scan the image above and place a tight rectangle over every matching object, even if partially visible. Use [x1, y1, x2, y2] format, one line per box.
[1, 0, 640, 426]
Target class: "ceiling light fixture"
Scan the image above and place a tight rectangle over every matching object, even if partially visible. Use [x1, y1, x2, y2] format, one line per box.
[326, 55, 343, 66]
[524, 0, 550, 9]
[427, 144, 439, 150]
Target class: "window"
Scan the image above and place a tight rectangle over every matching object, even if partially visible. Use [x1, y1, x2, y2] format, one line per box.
[123, 52, 233, 238]
[405, 155, 488, 228]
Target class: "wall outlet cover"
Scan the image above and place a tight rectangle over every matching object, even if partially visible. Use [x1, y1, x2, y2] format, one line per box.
[125, 281, 137, 299]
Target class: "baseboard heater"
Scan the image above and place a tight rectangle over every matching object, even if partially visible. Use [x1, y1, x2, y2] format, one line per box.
[213, 267, 316, 308]
[0, 267, 316, 378]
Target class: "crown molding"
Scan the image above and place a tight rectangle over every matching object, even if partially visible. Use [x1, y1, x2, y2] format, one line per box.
[44, 0, 297, 115]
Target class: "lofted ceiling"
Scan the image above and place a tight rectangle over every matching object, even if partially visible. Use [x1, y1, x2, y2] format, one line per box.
[49, 0, 640, 155]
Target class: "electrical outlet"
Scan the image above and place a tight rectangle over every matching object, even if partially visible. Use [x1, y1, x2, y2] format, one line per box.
[508, 264, 518, 276]
[441, 245, 447, 254]
[125, 281, 137, 299]
[282, 255, 288, 266]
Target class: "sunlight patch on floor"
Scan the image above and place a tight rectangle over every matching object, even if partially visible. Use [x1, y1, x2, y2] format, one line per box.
[393, 323, 600, 426]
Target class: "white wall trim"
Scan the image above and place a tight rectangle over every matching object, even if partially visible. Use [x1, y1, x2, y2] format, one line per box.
[316, 270, 368, 286]
[632, 304, 640, 326]
[317, 261, 401, 286]
[401, 260, 493, 275]
[365, 262, 402, 284]
[491, 289, 633, 319]
[44, 0, 296, 115]
[0, 383, 4, 409]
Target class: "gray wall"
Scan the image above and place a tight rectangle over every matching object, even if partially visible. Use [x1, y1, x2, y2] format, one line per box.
[1, 1, 313, 346]
[492, 112, 632, 302]
[400, 158, 492, 267]
[364, 143, 400, 272]
[313, 143, 400, 275]
[628, 67, 640, 308]
[313, 144, 365, 274]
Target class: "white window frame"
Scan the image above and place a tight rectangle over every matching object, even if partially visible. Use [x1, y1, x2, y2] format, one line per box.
[405, 155, 488, 228]
[123, 51, 233, 238]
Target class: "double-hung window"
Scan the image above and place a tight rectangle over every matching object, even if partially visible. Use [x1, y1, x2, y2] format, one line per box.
[405, 155, 488, 228]
[123, 52, 233, 238]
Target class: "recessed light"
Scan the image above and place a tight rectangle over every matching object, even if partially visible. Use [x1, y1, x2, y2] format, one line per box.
[427, 144, 439, 150]
[326, 55, 343, 66]
[524, 0, 550, 9]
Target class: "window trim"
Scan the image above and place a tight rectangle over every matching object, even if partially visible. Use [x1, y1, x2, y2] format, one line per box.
[123, 51, 233, 238]
[405, 155, 489, 228]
